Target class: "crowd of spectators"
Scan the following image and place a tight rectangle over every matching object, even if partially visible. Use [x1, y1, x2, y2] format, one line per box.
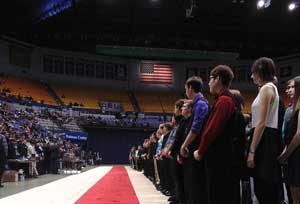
[0, 101, 101, 188]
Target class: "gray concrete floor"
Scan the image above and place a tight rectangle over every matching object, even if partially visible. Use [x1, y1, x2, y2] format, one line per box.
[0, 166, 96, 199]
[0, 174, 67, 199]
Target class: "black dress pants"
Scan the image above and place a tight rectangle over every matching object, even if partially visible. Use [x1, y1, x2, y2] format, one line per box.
[253, 177, 281, 204]
[183, 155, 208, 204]
[171, 157, 185, 203]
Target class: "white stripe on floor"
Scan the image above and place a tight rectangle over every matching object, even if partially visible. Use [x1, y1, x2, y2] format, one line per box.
[126, 166, 169, 204]
[0, 166, 112, 204]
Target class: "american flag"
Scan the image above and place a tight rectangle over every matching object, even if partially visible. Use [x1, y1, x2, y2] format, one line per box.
[140, 63, 173, 84]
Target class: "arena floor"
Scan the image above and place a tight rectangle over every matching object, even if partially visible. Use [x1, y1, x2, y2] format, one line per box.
[0, 165, 168, 204]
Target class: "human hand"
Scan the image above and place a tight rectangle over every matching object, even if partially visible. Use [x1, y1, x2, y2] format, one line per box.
[177, 155, 183, 164]
[193, 150, 202, 161]
[247, 153, 255, 168]
[180, 146, 189, 158]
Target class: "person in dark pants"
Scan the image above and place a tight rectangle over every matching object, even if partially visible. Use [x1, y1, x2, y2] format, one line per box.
[247, 58, 283, 204]
[180, 76, 209, 204]
[279, 76, 300, 204]
[163, 99, 184, 204]
[170, 100, 193, 204]
[50, 143, 60, 174]
[281, 78, 295, 204]
[149, 133, 157, 182]
[43, 143, 51, 174]
[194, 65, 236, 204]
[157, 123, 172, 196]
[229, 89, 247, 204]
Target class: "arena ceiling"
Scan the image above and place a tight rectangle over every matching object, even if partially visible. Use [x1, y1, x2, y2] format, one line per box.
[1, 0, 300, 59]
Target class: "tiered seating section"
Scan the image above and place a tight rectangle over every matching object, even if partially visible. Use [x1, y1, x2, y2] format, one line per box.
[0, 75, 291, 114]
[0, 75, 57, 105]
[51, 83, 134, 111]
[135, 91, 180, 113]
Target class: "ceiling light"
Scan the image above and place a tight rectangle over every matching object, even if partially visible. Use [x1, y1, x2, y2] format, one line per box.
[257, 0, 265, 8]
[257, 0, 271, 9]
[288, 2, 297, 11]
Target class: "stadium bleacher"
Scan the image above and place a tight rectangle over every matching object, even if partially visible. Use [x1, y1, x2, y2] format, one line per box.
[0, 75, 57, 106]
[51, 83, 134, 111]
[135, 91, 180, 113]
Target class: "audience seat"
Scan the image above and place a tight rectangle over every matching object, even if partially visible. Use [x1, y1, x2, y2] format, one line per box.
[135, 91, 180, 113]
[0, 75, 57, 105]
[51, 83, 134, 111]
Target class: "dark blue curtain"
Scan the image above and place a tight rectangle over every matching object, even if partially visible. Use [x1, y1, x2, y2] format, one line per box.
[86, 128, 152, 164]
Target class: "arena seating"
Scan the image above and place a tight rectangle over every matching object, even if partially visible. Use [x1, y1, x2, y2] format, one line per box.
[0, 75, 57, 105]
[51, 83, 134, 111]
[135, 91, 180, 113]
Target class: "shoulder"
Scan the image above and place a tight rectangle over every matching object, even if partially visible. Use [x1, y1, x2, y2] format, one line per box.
[218, 95, 235, 105]
[260, 83, 276, 96]
[214, 96, 235, 111]
[194, 98, 208, 109]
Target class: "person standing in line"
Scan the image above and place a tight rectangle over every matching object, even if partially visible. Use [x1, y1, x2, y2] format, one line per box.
[180, 76, 209, 204]
[283, 78, 295, 139]
[169, 100, 193, 204]
[159, 123, 172, 196]
[279, 76, 300, 204]
[154, 124, 164, 189]
[162, 99, 184, 204]
[247, 57, 283, 204]
[193, 65, 236, 204]
[281, 78, 295, 204]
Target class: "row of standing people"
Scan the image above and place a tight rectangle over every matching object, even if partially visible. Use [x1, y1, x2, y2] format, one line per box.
[131, 57, 300, 204]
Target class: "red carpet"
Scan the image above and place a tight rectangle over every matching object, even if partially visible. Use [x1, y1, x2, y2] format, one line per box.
[75, 166, 139, 204]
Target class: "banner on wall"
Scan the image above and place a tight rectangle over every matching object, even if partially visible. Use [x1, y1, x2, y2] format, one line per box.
[56, 131, 88, 141]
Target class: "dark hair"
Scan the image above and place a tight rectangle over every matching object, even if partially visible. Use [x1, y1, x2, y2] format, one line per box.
[175, 99, 185, 109]
[163, 123, 173, 131]
[210, 65, 234, 87]
[229, 89, 244, 111]
[251, 57, 276, 82]
[185, 76, 203, 93]
[174, 115, 183, 124]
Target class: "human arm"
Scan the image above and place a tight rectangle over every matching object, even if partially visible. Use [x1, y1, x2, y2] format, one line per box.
[180, 101, 208, 157]
[247, 85, 274, 168]
[194, 96, 235, 160]
[278, 110, 300, 164]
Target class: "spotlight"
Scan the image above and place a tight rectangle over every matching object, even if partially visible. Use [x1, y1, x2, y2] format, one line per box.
[257, 0, 265, 8]
[288, 2, 297, 11]
[257, 0, 271, 9]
